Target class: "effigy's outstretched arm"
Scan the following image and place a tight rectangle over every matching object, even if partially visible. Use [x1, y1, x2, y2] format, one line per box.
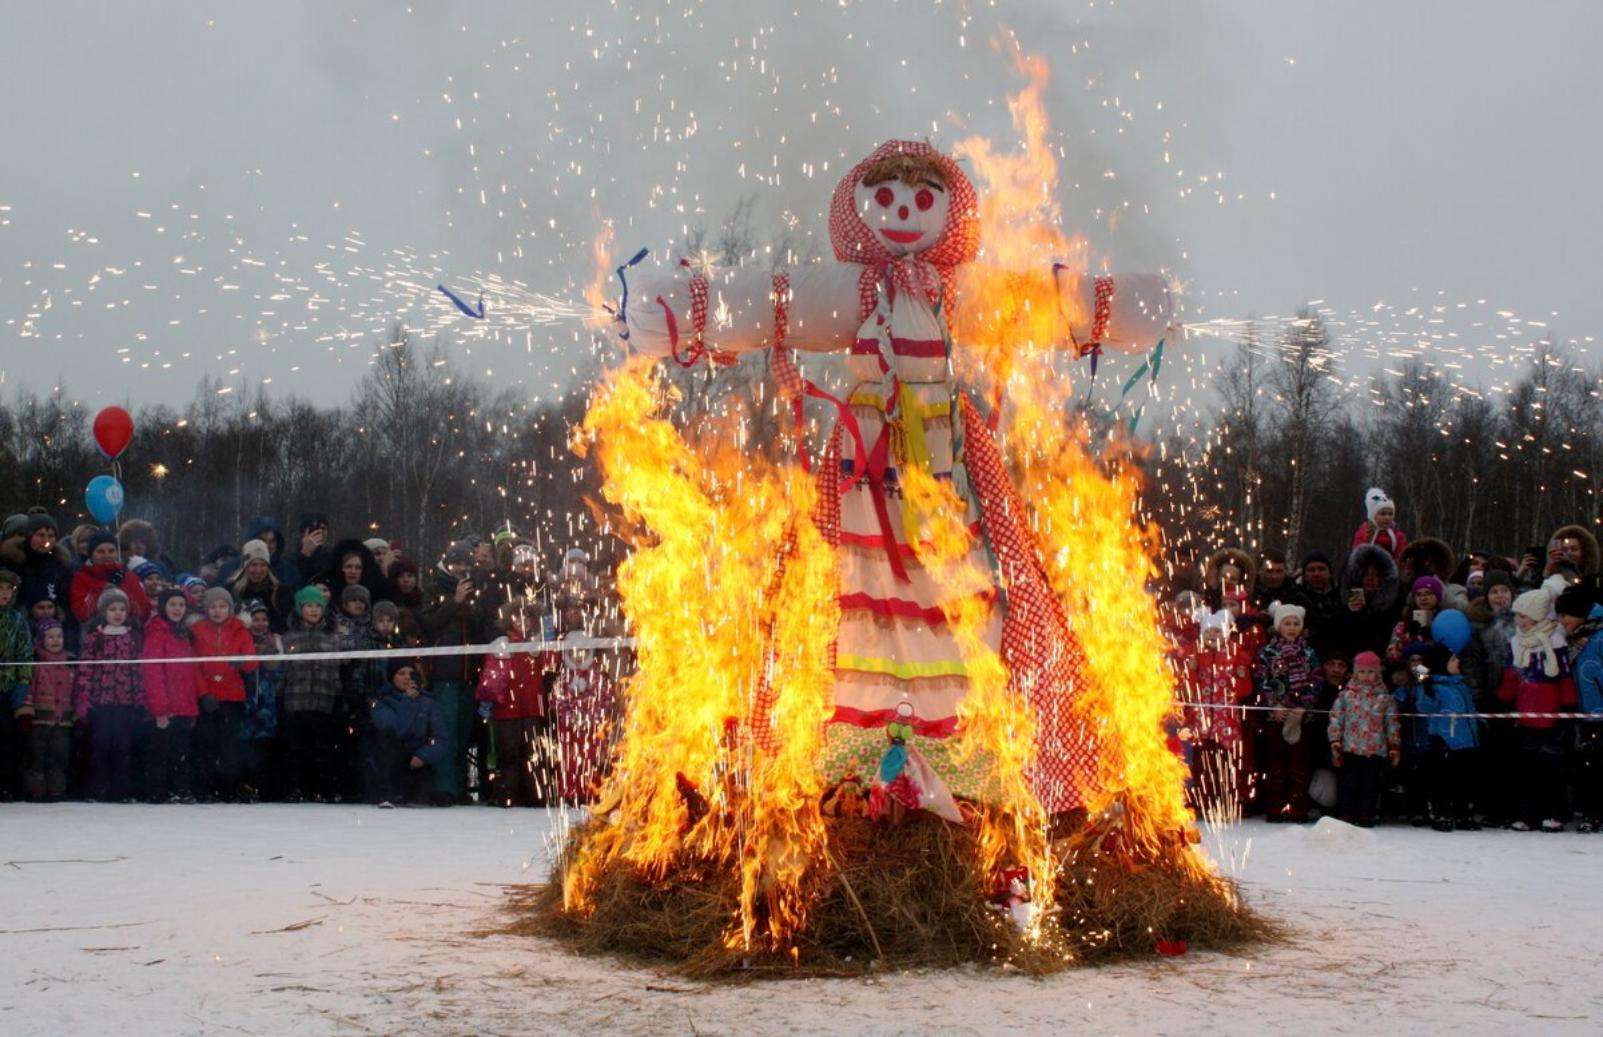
[1053, 269, 1174, 352]
[621, 261, 868, 358]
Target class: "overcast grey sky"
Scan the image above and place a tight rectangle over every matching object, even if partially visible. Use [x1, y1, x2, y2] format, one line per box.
[3, 1, 1601, 407]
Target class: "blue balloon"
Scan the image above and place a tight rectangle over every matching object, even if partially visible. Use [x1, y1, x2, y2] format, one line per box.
[1431, 608, 1472, 654]
[85, 474, 125, 525]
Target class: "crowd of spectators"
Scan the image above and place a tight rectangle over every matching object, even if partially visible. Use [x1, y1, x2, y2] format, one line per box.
[1169, 488, 1603, 832]
[0, 509, 621, 808]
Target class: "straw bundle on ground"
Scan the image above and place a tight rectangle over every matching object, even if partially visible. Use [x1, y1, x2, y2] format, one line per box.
[503, 815, 1275, 979]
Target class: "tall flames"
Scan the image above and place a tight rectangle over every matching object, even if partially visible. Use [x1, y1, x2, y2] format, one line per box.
[561, 46, 1208, 958]
[563, 358, 838, 953]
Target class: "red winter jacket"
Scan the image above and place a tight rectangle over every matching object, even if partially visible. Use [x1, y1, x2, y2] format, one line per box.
[141, 616, 202, 718]
[1352, 522, 1408, 561]
[475, 632, 548, 720]
[69, 562, 154, 624]
[189, 617, 257, 703]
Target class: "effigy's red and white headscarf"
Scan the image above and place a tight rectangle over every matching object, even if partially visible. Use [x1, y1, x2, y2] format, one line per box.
[828, 140, 980, 320]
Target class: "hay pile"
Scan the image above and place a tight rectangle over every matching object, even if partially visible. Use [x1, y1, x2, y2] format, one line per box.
[505, 815, 1275, 978]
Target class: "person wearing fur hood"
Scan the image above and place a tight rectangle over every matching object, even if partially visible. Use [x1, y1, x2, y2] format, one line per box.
[1517, 524, 1603, 590]
[1336, 543, 1401, 658]
[1496, 588, 1576, 831]
[1352, 487, 1407, 560]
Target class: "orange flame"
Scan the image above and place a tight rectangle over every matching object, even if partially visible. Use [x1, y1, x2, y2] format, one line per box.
[563, 358, 837, 951]
[951, 46, 1200, 864]
[583, 222, 616, 328]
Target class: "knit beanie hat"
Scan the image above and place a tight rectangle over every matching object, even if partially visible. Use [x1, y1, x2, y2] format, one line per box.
[1299, 549, 1331, 571]
[202, 586, 235, 611]
[1364, 487, 1394, 522]
[386, 657, 423, 683]
[340, 584, 372, 607]
[97, 586, 130, 613]
[1512, 588, 1553, 623]
[2, 514, 28, 539]
[86, 529, 118, 556]
[492, 529, 517, 548]
[27, 513, 58, 536]
[0, 568, 19, 589]
[1270, 601, 1306, 627]
[294, 585, 327, 610]
[33, 616, 63, 639]
[240, 598, 270, 618]
[1411, 575, 1445, 602]
[154, 587, 189, 615]
[1483, 570, 1513, 594]
[240, 539, 271, 564]
[1555, 584, 1597, 620]
[372, 600, 399, 622]
[1353, 650, 1383, 670]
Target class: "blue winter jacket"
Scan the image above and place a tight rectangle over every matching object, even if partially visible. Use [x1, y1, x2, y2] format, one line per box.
[1415, 673, 1480, 750]
[371, 686, 448, 767]
[1572, 605, 1603, 717]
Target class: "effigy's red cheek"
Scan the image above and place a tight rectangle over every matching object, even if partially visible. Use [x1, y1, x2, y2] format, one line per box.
[915, 188, 935, 212]
[874, 186, 895, 208]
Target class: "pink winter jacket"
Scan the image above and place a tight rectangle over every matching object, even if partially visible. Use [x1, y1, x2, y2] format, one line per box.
[141, 617, 202, 719]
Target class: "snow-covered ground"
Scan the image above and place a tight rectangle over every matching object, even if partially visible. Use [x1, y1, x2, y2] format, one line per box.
[2, 804, 1600, 1035]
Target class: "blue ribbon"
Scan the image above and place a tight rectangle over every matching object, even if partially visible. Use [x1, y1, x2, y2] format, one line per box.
[436, 284, 486, 319]
[612, 247, 650, 341]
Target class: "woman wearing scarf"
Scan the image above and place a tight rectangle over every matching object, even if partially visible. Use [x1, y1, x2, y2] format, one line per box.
[1496, 588, 1578, 831]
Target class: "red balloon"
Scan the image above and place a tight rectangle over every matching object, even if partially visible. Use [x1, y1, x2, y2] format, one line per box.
[93, 406, 134, 460]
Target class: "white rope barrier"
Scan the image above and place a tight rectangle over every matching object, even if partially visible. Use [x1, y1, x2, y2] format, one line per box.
[6, 634, 636, 669]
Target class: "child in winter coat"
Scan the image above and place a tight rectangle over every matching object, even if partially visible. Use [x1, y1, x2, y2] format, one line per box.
[1413, 646, 1480, 830]
[239, 601, 283, 786]
[141, 588, 201, 803]
[73, 587, 144, 800]
[334, 585, 376, 800]
[1352, 487, 1407, 560]
[1497, 588, 1577, 831]
[1253, 602, 1322, 822]
[1387, 576, 1444, 665]
[0, 568, 32, 800]
[476, 604, 550, 808]
[1178, 608, 1253, 817]
[369, 659, 448, 807]
[189, 586, 258, 802]
[20, 618, 72, 800]
[1328, 652, 1401, 826]
[280, 586, 343, 802]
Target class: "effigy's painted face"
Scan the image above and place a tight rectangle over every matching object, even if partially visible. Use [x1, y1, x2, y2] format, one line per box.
[854, 175, 949, 256]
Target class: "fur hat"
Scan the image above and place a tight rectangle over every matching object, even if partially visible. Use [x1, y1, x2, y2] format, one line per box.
[1512, 588, 1554, 623]
[1482, 570, 1514, 594]
[363, 537, 389, 554]
[1270, 601, 1306, 628]
[340, 584, 372, 607]
[294, 585, 327, 610]
[240, 539, 272, 564]
[1411, 575, 1445, 602]
[202, 586, 235, 611]
[1364, 487, 1395, 522]
[1353, 650, 1383, 670]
